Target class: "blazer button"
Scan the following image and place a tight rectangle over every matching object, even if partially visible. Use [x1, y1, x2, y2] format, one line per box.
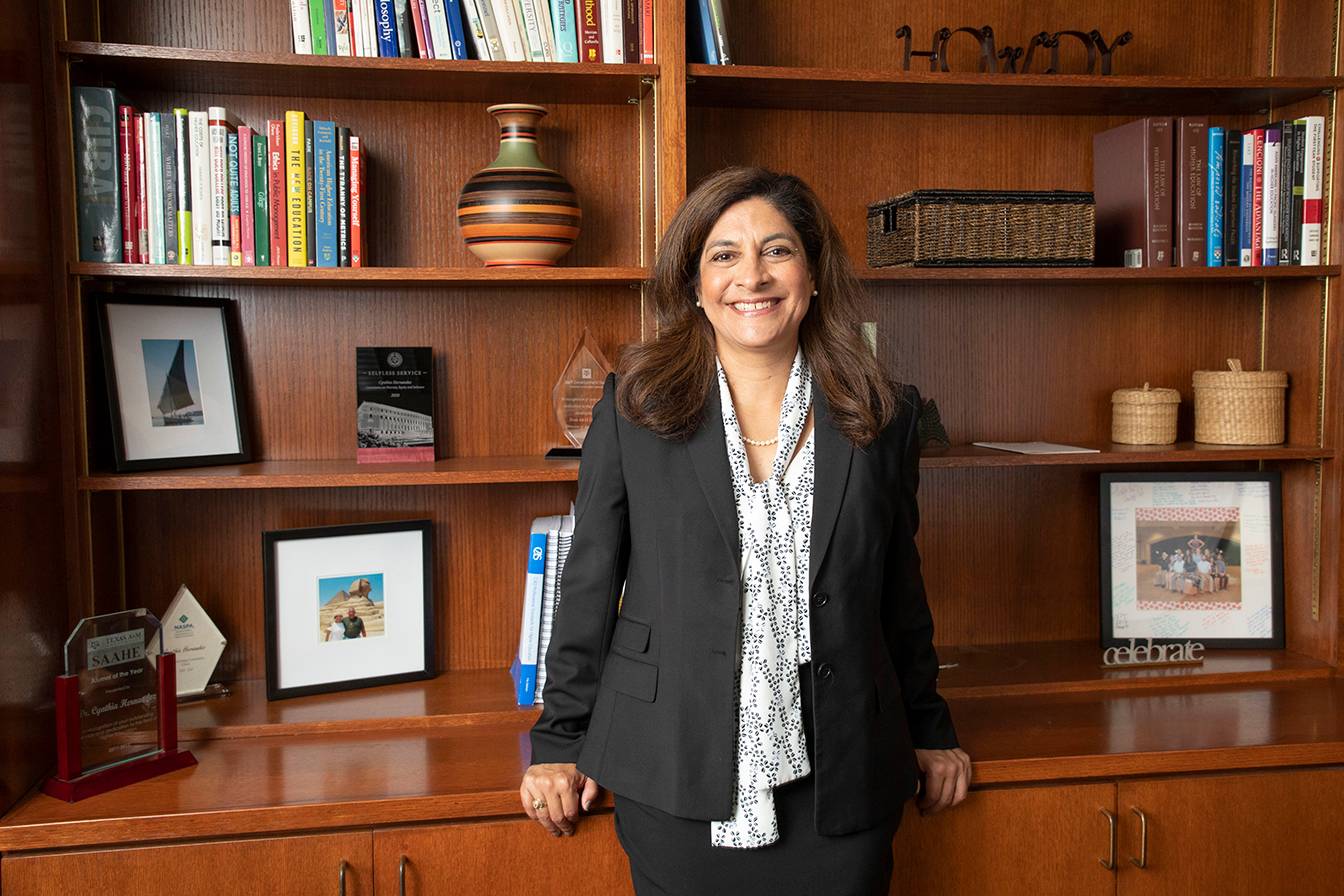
[817, 663, 834, 680]
[812, 591, 829, 608]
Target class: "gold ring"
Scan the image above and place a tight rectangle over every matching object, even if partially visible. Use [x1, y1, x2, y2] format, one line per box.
[532, 797, 547, 810]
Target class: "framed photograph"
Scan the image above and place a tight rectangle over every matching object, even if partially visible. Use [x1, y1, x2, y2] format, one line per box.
[263, 519, 435, 700]
[1100, 472, 1285, 649]
[95, 294, 251, 471]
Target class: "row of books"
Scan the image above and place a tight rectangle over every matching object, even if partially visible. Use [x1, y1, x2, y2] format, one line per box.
[511, 510, 575, 705]
[73, 88, 367, 268]
[290, 0, 655, 63]
[1093, 115, 1325, 268]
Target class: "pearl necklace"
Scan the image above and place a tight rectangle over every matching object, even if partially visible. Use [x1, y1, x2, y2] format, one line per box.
[741, 434, 778, 447]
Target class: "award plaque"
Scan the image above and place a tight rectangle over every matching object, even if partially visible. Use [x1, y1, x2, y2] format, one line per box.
[43, 609, 197, 802]
[147, 585, 228, 698]
[548, 329, 613, 457]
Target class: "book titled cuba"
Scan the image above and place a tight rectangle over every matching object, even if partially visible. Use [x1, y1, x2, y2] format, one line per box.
[355, 347, 435, 463]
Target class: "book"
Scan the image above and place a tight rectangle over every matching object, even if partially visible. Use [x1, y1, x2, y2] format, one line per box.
[1261, 124, 1281, 265]
[535, 0, 558, 61]
[705, 0, 730, 64]
[117, 104, 138, 263]
[393, 0, 415, 56]
[426, 0, 452, 57]
[443, 0, 469, 58]
[1206, 127, 1224, 266]
[285, 111, 308, 266]
[1223, 129, 1241, 266]
[133, 111, 149, 263]
[334, 0, 354, 54]
[314, 120, 338, 267]
[519, 0, 547, 60]
[159, 111, 178, 264]
[226, 128, 242, 265]
[267, 119, 287, 266]
[376, 0, 401, 55]
[323, 0, 339, 55]
[173, 107, 193, 264]
[492, 0, 529, 60]
[511, 515, 562, 705]
[188, 109, 212, 266]
[337, 127, 350, 267]
[1239, 131, 1254, 265]
[252, 133, 270, 266]
[144, 112, 165, 264]
[350, 134, 364, 267]
[1250, 128, 1264, 265]
[475, 0, 504, 59]
[689, 0, 716, 63]
[239, 125, 255, 265]
[1289, 120, 1306, 264]
[622, 0, 639, 65]
[72, 87, 121, 262]
[1277, 121, 1295, 265]
[410, 0, 432, 56]
[1092, 117, 1173, 267]
[290, 0, 314, 53]
[1301, 115, 1325, 265]
[1175, 116, 1207, 266]
[304, 118, 316, 266]
[208, 105, 242, 265]
[310, 0, 330, 54]
[600, 0, 623, 61]
[972, 441, 1101, 455]
[550, 0, 578, 61]
[534, 510, 574, 703]
[356, 347, 435, 462]
[640, 0, 653, 62]
[577, 0, 601, 62]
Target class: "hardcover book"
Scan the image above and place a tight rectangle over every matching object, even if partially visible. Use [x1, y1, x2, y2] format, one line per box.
[72, 86, 121, 262]
[1092, 117, 1173, 267]
[1175, 116, 1207, 266]
[356, 347, 435, 463]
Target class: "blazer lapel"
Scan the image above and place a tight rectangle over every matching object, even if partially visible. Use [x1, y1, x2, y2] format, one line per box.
[686, 377, 742, 571]
[809, 378, 854, 590]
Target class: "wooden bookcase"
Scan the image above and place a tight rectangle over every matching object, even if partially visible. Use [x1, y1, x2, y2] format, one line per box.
[6, 0, 1344, 892]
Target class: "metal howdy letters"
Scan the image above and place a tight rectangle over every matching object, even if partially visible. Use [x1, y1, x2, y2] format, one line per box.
[895, 24, 1134, 75]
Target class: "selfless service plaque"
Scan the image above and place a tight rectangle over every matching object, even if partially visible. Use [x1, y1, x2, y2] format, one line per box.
[550, 329, 613, 454]
[356, 346, 436, 463]
[43, 609, 197, 802]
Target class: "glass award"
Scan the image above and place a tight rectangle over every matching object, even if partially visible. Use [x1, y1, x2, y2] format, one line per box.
[549, 329, 613, 456]
[147, 585, 229, 699]
[44, 608, 197, 802]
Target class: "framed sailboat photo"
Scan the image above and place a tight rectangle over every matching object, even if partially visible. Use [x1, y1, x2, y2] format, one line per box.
[95, 294, 251, 471]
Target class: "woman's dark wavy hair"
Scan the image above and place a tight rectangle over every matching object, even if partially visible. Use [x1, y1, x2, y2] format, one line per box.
[615, 166, 899, 447]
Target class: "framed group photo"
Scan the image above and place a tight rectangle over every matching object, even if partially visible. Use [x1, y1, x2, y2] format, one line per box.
[263, 519, 436, 700]
[95, 293, 251, 472]
[1100, 471, 1285, 649]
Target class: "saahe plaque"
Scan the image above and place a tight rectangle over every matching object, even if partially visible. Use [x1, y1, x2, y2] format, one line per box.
[43, 609, 197, 802]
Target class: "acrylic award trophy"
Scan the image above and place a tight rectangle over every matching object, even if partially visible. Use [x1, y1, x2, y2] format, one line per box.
[147, 585, 229, 700]
[43, 608, 197, 802]
[547, 329, 613, 458]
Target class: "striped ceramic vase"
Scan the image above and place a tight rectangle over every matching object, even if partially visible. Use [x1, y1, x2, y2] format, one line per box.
[456, 104, 582, 266]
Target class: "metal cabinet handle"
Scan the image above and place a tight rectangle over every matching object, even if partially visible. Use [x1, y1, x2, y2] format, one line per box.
[399, 855, 409, 896]
[338, 860, 348, 896]
[1098, 808, 1117, 869]
[1129, 807, 1149, 868]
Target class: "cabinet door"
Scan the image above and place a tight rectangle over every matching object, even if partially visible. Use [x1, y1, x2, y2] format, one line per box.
[1, 831, 372, 896]
[1117, 766, 1344, 896]
[890, 782, 1117, 896]
[375, 814, 630, 895]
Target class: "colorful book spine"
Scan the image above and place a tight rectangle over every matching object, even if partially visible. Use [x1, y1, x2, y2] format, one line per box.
[72, 87, 121, 262]
[253, 133, 270, 266]
[640, 0, 653, 62]
[376, 0, 401, 55]
[133, 112, 149, 263]
[705, 0, 730, 64]
[426, 0, 451, 57]
[207, 106, 236, 264]
[599, 0, 623, 61]
[285, 111, 308, 266]
[334, 0, 354, 54]
[1239, 131, 1254, 266]
[1175, 116, 1207, 267]
[1223, 130, 1241, 266]
[310, 0, 330, 53]
[290, 0, 314, 53]
[410, 0, 431, 56]
[314, 120, 338, 267]
[305, 118, 316, 266]
[239, 125, 255, 265]
[159, 110, 178, 264]
[1250, 128, 1265, 265]
[475, 0, 504, 59]
[144, 113, 165, 264]
[350, 134, 363, 267]
[492, 0, 528, 60]
[268, 120, 287, 266]
[1277, 121, 1295, 265]
[117, 104, 137, 263]
[622, 0, 639, 65]
[174, 108, 193, 264]
[511, 519, 550, 705]
[323, 0, 338, 54]
[1262, 125, 1281, 266]
[227, 129, 242, 265]
[443, 0, 469, 58]
[337, 127, 350, 266]
[394, 0, 415, 56]
[189, 110, 213, 265]
[1302, 115, 1325, 265]
[1289, 120, 1306, 264]
[578, 0, 601, 61]
[690, 0, 716, 63]
[1206, 127, 1224, 266]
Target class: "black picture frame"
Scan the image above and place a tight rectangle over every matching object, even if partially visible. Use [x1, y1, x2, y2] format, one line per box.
[1099, 471, 1285, 649]
[262, 519, 436, 701]
[94, 293, 252, 472]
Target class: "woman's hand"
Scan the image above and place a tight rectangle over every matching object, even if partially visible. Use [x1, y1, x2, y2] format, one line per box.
[521, 763, 603, 836]
[913, 747, 972, 816]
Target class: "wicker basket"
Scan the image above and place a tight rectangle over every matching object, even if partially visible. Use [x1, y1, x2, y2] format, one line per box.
[866, 189, 1095, 267]
[1111, 383, 1181, 445]
[1192, 359, 1288, 445]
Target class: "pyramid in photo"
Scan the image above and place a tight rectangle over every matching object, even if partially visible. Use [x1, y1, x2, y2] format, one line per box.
[319, 577, 386, 639]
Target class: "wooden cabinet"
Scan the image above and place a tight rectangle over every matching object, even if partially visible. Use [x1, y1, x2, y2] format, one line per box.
[373, 815, 630, 896]
[1, 832, 373, 896]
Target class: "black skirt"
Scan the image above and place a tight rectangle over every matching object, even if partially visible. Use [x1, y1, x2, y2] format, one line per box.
[611, 661, 901, 896]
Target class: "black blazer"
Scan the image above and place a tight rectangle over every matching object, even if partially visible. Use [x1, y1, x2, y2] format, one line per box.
[530, 370, 959, 836]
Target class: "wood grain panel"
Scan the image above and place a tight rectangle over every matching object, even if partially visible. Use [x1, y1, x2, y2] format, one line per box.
[74, 92, 642, 268]
[100, 0, 306, 54]
[890, 782, 1116, 896]
[120, 483, 579, 679]
[1116, 768, 1344, 894]
[2, 831, 374, 896]
[717, 0, 1270, 76]
[1263, 278, 1326, 447]
[1272, 0, 1340, 77]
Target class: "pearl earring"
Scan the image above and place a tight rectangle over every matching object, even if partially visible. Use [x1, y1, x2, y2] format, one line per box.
[695, 299, 702, 307]
[812, 289, 818, 296]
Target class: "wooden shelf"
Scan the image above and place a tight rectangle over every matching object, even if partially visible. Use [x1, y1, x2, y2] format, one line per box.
[687, 64, 1343, 115]
[937, 639, 1334, 698]
[859, 265, 1341, 284]
[70, 262, 649, 287]
[920, 442, 1331, 469]
[80, 457, 580, 491]
[60, 41, 658, 105]
[7, 676, 1344, 851]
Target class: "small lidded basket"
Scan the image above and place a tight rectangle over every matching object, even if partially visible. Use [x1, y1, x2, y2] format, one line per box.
[1192, 358, 1288, 445]
[1111, 383, 1181, 445]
